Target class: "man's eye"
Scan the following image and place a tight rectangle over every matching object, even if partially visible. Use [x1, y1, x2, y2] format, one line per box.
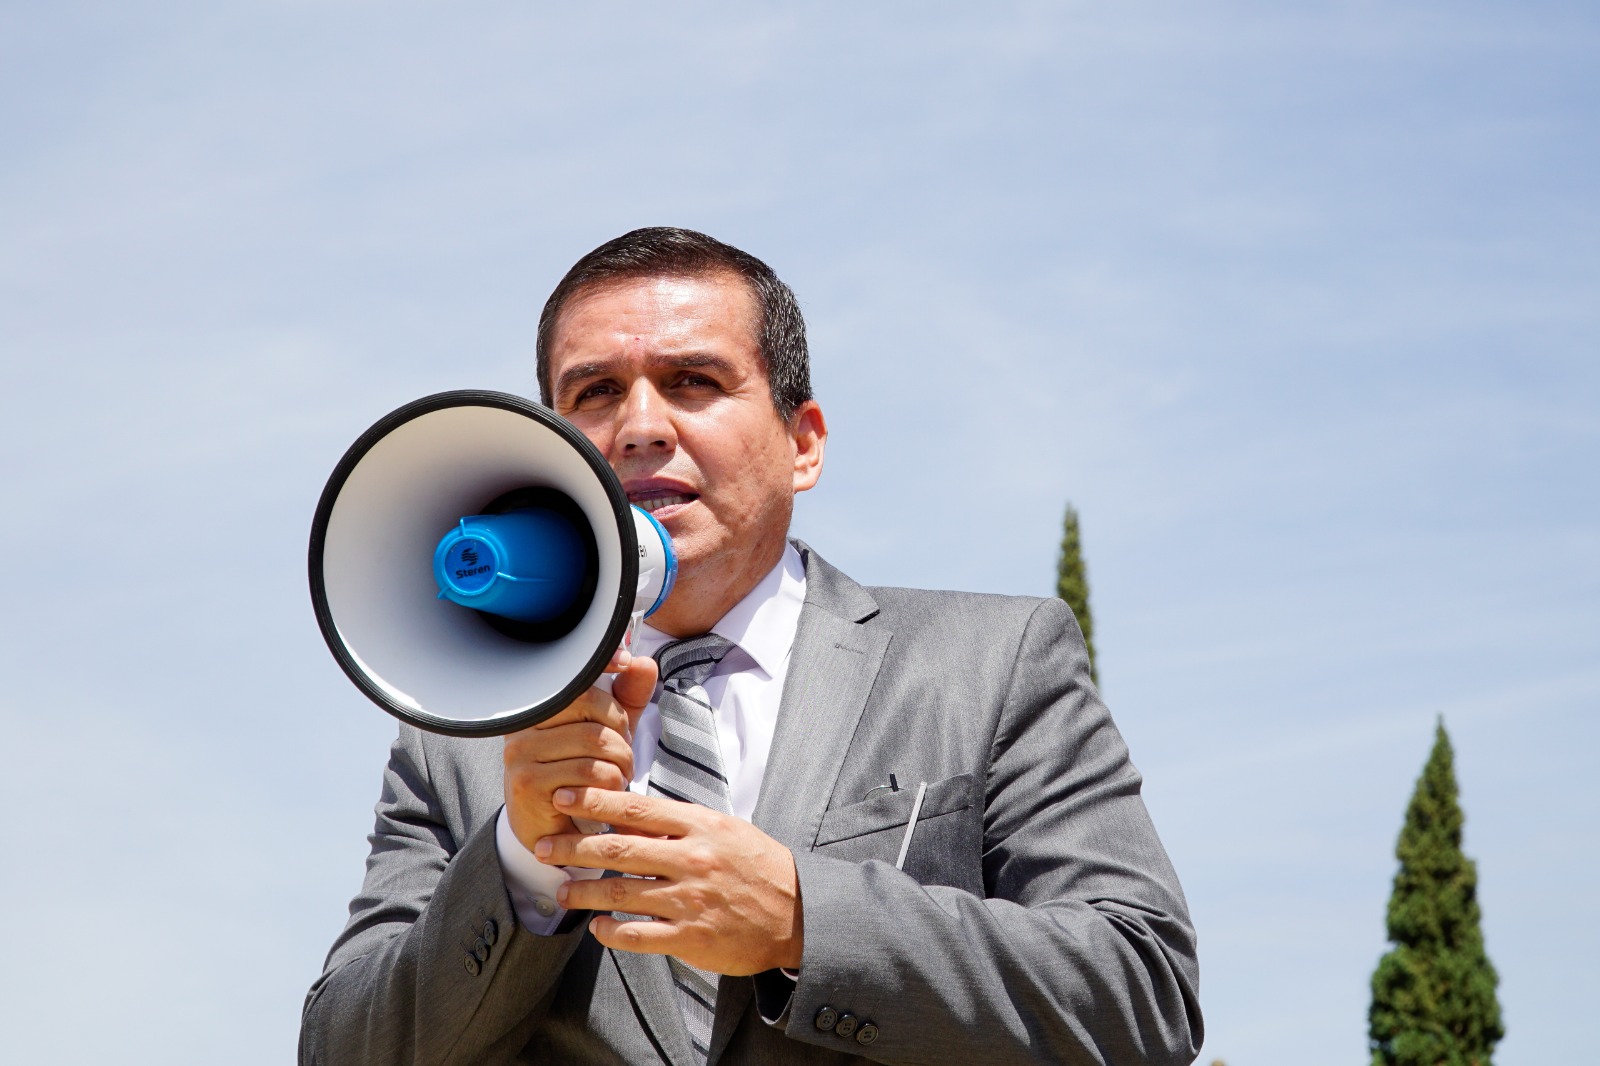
[676, 373, 718, 390]
[573, 382, 619, 405]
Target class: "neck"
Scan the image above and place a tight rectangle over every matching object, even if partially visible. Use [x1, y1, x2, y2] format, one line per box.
[649, 535, 787, 638]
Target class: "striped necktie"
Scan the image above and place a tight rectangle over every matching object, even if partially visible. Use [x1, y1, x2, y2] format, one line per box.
[649, 633, 737, 1064]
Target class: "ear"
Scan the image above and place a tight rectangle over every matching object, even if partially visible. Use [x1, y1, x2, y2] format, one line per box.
[788, 400, 827, 494]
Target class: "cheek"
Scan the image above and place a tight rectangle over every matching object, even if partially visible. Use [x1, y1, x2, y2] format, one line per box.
[683, 412, 794, 520]
[734, 465, 797, 531]
[720, 443, 790, 505]
[567, 415, 613, 456]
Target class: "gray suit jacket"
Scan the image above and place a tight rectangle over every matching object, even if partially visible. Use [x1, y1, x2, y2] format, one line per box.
[300, 543, 1202, 1065]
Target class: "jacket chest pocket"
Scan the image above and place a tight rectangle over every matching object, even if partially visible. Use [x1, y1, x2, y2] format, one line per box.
[811, 772, 983, 895]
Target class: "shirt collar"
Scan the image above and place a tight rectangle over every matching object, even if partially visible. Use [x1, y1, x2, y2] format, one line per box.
[633, 542, 807, 679]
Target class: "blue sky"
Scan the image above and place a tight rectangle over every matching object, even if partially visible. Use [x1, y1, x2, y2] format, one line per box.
[2, 3, 1595, 1062]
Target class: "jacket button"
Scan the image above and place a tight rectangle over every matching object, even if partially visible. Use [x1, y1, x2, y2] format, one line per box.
[856, 1022, 880, 1045]
[482, 919, 498, 946]
[834, 1013, 858, 1039]
[473, 937, 490, 962]
[814, 1006, 839, 1032]
[463, 953, 480, 976]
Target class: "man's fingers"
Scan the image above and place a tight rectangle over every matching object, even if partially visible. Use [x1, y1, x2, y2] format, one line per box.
[603, 644, 632, 673]
[504, 721, 635, 774]
[507, 756, 629, 795]
[535, 825, 678, 874]
[555, 785, 694, 836]
[560, 873, 680, 918]
[609, 655, 659, 731]
[506, 695, 630, 769]
[528, 687, 630, 734]
[587, 914, 686, 957]
[505, 760, 630, 836]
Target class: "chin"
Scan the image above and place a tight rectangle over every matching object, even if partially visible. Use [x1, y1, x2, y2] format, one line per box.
[671, 531, 746, 578]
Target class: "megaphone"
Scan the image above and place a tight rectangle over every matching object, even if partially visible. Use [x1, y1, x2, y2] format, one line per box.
[308, 390, 676, 738]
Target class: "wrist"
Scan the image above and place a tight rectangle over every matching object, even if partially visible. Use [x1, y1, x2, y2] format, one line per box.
[771, 851, 804, 970]
[505, 806, 569, 855]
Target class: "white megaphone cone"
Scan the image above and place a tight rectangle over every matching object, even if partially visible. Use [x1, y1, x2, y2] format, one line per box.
[308, 390, 676, 738]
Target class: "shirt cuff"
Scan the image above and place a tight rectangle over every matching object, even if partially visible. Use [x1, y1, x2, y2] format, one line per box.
[753, 968, 799, 1025]
[494, 806, 602, 935]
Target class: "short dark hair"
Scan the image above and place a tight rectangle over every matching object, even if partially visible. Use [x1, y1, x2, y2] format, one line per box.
[536, 227, 812, 420]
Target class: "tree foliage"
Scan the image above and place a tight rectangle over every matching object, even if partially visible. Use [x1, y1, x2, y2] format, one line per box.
[1369, 719, 1503, 1066]
[1055, 503, 1097, 685]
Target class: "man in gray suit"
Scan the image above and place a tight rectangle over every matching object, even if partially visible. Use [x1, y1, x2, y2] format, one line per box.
[300, 228, 1202, 1065]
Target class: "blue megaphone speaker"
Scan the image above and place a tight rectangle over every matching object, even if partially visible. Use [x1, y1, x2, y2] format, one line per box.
[308, 390, 676, 737]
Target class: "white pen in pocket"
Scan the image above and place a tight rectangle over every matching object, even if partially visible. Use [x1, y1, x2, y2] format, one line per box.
[895, 781, 930, 871]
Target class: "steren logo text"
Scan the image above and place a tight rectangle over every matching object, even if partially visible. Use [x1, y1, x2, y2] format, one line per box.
[455, 545, 490, 581]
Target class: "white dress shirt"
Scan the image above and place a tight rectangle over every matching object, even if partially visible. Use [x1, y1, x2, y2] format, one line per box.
[495, 543, 807, 934]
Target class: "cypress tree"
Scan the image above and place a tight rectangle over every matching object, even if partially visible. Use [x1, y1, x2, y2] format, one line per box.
[1054, 503, 1097, 685]
[1369, 719, 1503, 1066]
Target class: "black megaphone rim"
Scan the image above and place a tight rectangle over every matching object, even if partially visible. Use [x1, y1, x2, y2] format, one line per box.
[307, 389, 639, 737]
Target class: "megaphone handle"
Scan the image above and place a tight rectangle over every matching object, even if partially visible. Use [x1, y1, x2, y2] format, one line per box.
[573, 670, 618, 835]
[573, 613, 645, 836]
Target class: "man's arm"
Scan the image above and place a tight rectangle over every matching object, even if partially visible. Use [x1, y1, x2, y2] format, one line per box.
[298, 727, 588, 1066]
[299, 655, 654, 1064]
[782, 597, 1202, 1064]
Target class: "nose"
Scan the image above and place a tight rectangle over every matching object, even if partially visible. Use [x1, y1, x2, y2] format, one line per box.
[613, 380, 676, 457]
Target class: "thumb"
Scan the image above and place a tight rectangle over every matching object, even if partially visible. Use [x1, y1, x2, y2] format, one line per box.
[609, 654, 658, 733]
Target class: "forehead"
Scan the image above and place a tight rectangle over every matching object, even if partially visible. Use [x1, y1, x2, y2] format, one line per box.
[548, 271, 760, 364]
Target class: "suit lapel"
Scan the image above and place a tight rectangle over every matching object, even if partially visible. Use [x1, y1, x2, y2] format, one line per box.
[704, 548, 887, 1065]
[751, 616, 889, 850]
[705, 973, 753, 1065]
[617, 544, 888, 1066]
[751, 542, 889, 851]
[609, 948, 699, 1066]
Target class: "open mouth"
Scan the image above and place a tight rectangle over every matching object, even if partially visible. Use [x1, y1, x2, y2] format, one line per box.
[629, 492, 697, 515]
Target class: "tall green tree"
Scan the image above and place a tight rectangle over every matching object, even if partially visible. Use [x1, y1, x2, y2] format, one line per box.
[1369, 719, 1503, 1066]
[1055, 503, 1097, 685]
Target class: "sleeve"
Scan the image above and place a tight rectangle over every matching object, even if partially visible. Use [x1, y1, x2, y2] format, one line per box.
[778, 598, 1204, 1066]
[495, 806, 603, 935]
[298, 727, 590, 1066]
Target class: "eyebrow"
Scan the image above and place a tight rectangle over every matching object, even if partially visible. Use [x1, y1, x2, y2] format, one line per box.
[553, 352, 741, 400]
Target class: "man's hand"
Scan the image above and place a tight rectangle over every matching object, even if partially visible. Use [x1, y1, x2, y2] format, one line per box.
[503, 653, 659, 850]
[534, 787, 804, 976]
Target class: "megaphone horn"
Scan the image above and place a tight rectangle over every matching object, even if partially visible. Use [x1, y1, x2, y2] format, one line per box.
[308, 390, 675, 737]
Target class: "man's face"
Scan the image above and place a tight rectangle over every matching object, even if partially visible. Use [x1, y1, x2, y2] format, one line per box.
[545, 270, 824, 634]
